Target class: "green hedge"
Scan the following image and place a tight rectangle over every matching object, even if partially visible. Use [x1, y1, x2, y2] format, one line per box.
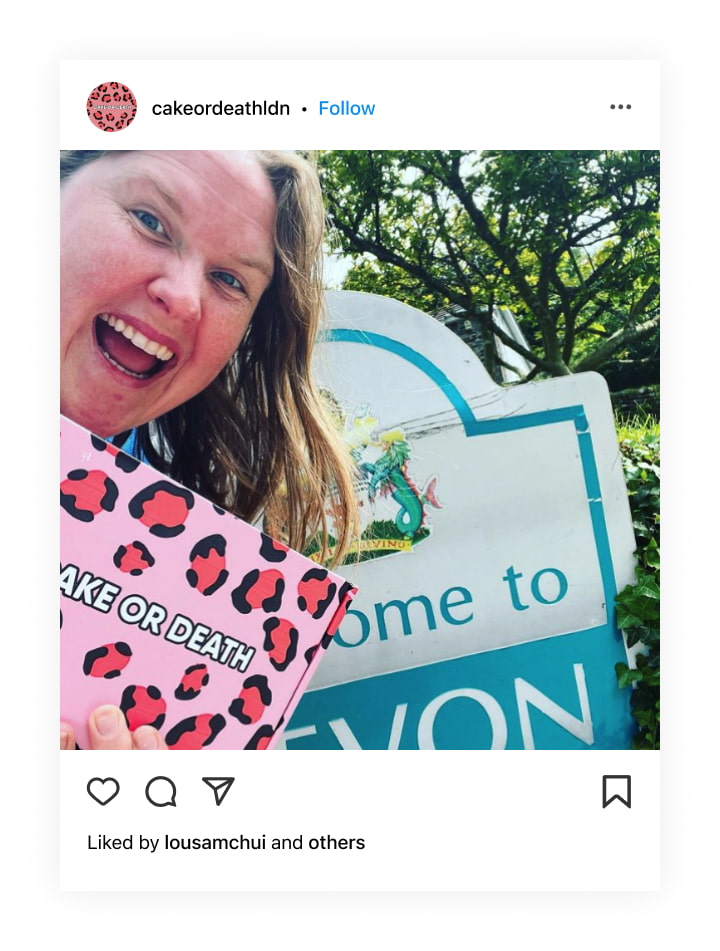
[615, 426, 660, 749]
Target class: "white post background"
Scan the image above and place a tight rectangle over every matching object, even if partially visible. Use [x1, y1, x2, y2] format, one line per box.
[2, 12, 714, 946]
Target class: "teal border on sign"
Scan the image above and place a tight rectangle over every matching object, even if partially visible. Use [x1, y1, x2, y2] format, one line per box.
[324, 328, 618, 615]
[290, 329, 630, 749]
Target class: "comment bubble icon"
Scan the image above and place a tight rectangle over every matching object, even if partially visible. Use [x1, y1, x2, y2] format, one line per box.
[145, 776, 177, 808]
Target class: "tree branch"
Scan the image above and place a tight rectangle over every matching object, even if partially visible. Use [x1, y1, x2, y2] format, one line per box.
[571, 314, 660, 373]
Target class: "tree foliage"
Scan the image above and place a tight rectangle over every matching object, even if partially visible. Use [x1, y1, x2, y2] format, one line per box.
[320, 150, 659, 382]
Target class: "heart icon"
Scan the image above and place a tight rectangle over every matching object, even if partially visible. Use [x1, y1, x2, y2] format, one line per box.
[87, 777, 120, 806]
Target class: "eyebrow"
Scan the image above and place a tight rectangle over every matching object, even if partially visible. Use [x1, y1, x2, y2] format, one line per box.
[118, 172, 274, 281]
[119, 173, 186, 219]
[232, 251, 274, 281]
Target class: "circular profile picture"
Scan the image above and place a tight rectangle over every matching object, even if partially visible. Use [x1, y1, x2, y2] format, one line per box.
[86, 82, 137, 132]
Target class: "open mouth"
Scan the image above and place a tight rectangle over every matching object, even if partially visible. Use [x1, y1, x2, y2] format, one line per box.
[94, 314, 175, 380]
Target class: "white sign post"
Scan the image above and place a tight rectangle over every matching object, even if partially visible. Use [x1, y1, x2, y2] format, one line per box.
[283, 292, 638, 750]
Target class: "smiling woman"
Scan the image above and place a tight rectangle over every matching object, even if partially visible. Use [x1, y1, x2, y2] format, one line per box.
[60, 149, 357, 557]
[61, 151, 277, 437]
[60, 151, 359, 750]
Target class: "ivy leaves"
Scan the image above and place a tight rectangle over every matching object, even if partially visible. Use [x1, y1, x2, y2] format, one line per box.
[614, 430, 660, 749]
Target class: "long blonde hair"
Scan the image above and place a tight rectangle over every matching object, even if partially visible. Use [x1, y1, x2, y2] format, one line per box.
[60, 149, 358, 566]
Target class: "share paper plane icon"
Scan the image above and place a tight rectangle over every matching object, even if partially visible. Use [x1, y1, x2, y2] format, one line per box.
[202, 777, 235, 806]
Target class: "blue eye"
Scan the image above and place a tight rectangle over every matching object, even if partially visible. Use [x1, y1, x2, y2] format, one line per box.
[132, 209, 167, 236]
[213, 271, 244, 292]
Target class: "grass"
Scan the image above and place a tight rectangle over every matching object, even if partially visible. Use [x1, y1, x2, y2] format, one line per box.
[615, 412, 660, 443]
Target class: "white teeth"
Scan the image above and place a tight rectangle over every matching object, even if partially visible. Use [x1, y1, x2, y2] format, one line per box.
[98, 314, 175, 362]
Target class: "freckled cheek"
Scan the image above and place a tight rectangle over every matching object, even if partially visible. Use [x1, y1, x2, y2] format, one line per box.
[196, 337, 243, 385]
[62, 243, 146, 318]
[180, 320, 247, 397]
[203, 313, 252, 368]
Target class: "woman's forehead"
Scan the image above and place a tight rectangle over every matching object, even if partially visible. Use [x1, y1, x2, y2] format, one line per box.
[106, 150, 272, 201]
[62, 150, 272, 218]
[66, 150, 277, 263]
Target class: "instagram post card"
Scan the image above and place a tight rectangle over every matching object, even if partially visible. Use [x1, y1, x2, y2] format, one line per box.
[59, 60, 660, 891]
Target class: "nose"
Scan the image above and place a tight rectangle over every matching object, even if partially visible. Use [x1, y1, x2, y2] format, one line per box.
[146, 256, 203, 324]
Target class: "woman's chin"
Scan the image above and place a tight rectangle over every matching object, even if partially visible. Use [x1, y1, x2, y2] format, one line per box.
[61, 398, 130, 440]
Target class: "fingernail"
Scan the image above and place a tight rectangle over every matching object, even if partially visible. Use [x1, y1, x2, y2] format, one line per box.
[60, 730, 70, 750]
[133, 726, 161, 750]
[94, 706, 123, 738]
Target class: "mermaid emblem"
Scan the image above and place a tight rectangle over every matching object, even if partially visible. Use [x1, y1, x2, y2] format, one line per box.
[361, 428, 441, 538]
[309, 404, 443, 565]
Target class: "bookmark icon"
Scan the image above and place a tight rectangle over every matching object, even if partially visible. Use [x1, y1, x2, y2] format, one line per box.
[602, 775, 632, 809]
[202, 777, 235, 806]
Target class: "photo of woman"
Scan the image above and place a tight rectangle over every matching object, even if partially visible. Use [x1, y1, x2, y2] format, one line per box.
[60, 150, 359, 750]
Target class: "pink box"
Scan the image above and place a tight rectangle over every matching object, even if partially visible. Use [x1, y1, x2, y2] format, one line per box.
[60, 416, 356, 750]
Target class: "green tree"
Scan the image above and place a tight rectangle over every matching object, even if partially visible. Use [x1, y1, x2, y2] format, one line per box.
[320, 150, 659, 381]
